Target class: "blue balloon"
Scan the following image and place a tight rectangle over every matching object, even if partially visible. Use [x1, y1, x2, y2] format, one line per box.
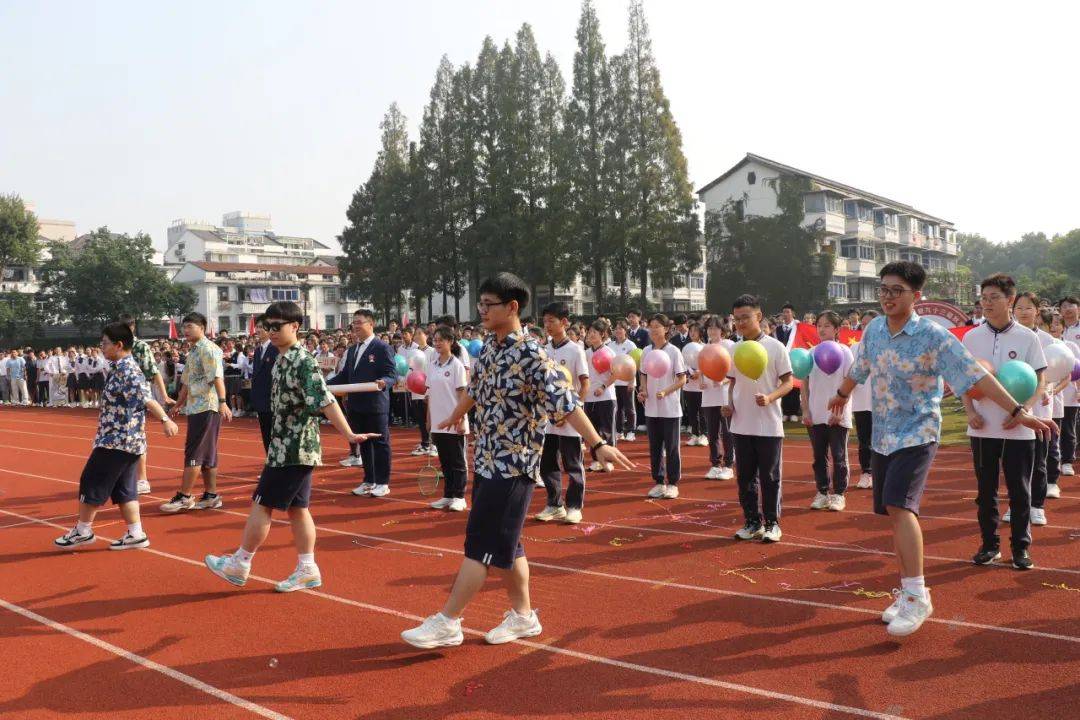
[996, 360, 1037, 404]
[394, 354, 409, 377]
[789, 348, 814, 379]
[468, 339, 483, 357]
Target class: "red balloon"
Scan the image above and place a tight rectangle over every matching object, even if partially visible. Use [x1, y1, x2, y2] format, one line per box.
[698, 344, 732, 382]
[406, 370, 427, 395]
[965, 359, 995, 400]
[592, 346, 615, 373]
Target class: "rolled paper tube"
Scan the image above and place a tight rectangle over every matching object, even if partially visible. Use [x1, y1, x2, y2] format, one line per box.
[327, 382, 382, 395]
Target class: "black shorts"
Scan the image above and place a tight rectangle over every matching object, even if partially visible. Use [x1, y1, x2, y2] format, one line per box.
[79, 447, 139, 506]
[77, 374, 91, 390]
[252, 465, 313, 511]
[464, 474, 534, 570]
[871, 442, 938, 516]
[91, 374, 105, 391]
[184, 410, 221, 468]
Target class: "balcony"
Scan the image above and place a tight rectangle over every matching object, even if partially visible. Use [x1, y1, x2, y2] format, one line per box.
[803, 210, 846, 235]
[845, 257, 879, 278]
[874, 225, 899, 244]
[845, 217, 875, 238]
[900, 230, 927, 248]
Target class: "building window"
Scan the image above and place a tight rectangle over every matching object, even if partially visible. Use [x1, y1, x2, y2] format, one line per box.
[840, 238, 857, 259]
[733, 200, 745, 221]
[325, 314, 336, 330]
[271, 288, 300, 301]
[844, 200, 857, 219]
[324, 286, 339, 303]
[803, 193, 826, 212]
[340, 313, 350, 329]
[217, 286, 230, 301]
[828, 277, 846, 299]
[690, 273, 705, 289]
[826, 195, 843, 214]
[858, 244, 874, 261]
[218, 315, 231, 331]
[847, 280, 860, 301]
[747, 171, 756, 185]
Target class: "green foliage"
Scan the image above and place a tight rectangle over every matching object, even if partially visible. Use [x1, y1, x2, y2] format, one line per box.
[958, 229, 1080, 303]
[705, 175, 832, 313]
[0, 194, 42, 279]
[38, 228, 196, 331]
[924, 265, 975, 305]
[0, 293, 45, 346]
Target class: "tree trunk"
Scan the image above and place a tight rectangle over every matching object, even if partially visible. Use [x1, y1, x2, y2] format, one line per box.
[593, 264, 604, 317]
[639, 261, 649, 310]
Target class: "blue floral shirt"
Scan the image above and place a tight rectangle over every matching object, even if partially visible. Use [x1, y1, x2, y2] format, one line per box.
[468, 330, 581, 481]
[93, 355, 150, 455]
[849, 313, 987, 455]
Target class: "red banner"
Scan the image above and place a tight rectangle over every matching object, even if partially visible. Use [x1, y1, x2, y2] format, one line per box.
[948, 325, 975, 341]
[791, 323, 820, 349]
[838, 328, 863, 347]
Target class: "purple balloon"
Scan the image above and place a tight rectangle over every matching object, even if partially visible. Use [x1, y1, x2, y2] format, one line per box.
[1071, 358, 1080, 382]
[812, 340, 845, 375]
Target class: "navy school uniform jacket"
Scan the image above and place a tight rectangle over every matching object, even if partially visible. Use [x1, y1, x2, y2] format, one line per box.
[250, 342, 279, 414]
[327, 336, 398, 415]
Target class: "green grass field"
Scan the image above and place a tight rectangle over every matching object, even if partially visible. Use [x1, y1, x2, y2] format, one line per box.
[782, 395, 970, 446]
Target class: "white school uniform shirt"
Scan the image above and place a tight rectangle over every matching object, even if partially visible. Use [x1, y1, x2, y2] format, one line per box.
[963, 322, 1047, 440]
[1031, 329, 1057, 421]
[607, 339, 637, 387]
[545, 338, 588, 437]
[584, 346, 616, 403]
[426, 354, 469, 435]
[850, 342, 872, 413]
[728, 334, 793, 438]
[682, 345, 703, 394]
[1063, 323, 1080, 408]
[642, 342, 687, 419]
[806, 343, 854, 428]
[36, 358, 48, 378]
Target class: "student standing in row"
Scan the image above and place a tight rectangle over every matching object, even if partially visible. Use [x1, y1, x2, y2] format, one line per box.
[584, 320, 617, 474]
[850, 310, 878, 489]
[609, 321, 637, 442]
[1060, 296, 1080, 477]
[1045, 312, 1068, 500]
[426, 326, 470, 512]
[250, 316, 279, 452]
[639, 313, 687, 499]
[1013, 293, 1056, 524]
[702, 318, 734, 480]
[121, 315, 174, 495]
[802, 312, 852, 512]
[683, 323, 706, 446]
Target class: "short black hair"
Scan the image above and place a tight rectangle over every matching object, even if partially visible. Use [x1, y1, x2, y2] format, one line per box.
[265, 301, 304, 324]
[648, 313, 671, 327]
[542, 301, 570, 320]
[627, 308, 641, 318]
[980, 273, 1016, 297]
[255, 313, 267, 325]
[102, 321, 134, 351]
[118, 313, 137, 331]
[436, 314, 458, 329]
[732, 294, 760, 311]
[1060, 296, 1080, 307]
[860, 309, 879, 320]
[672, 313, 688, 325]
[182, 311, 207, 328]
[879, 261, 926, 291]
[354, 309, 376, 321]
[781, 303, 795, 312]
[478, 272, 529, 313]
[816, 311, 842, 328]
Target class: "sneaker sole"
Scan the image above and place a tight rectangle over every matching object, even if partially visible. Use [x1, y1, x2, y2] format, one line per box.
[485, 625, 542, 645]
[887, 618, 929, 637]
[195, 502, 223, 510]
[109, 539, 150, 551]
[1012, 559, 1035, 570]
[535, 514, 566, 522]
[275, 578, 322, 593]
[402, 631, 464, 649]
[760, 534, 781, 544]
[973, 552, 1002, 565]
[159, 505, 196, 513]
[55, 536, 95, 549]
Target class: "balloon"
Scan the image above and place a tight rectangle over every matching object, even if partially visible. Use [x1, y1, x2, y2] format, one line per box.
[812, 341, 845, 375]
[405, 370, 427, 395]
[610, 354, 637, 382]
[555, 363, 573, 385]
[592, 345, 615, 373]
[789, 348, 814, 380]
[996, 360, 1038, 404]
[698, 344, 732, 382]
[720, 338, 735, 352]
[682, 342, 703, 369]
[1073, 359, 1080, 382]
[407, 352, 427, 371]
[468, 339, 482, 357]
[733, 340, 768, 380]
[1066, 341, 1080, 359]
[394, 354, 408, 377]
[642, 348, 672, 378]
[629, 347, 643, 367]
[1043, 342, 1074, 383]
[965, 359, 996, 399]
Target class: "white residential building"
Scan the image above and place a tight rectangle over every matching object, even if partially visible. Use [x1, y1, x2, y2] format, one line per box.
[697, 153, 958, 306]
[0, 201, 77, 312]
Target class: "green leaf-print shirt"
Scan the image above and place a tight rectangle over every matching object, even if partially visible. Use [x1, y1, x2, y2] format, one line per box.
[267, 344, 337, 467]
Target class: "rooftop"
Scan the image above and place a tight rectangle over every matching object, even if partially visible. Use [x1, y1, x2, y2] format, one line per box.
[191, 261, 340, 276]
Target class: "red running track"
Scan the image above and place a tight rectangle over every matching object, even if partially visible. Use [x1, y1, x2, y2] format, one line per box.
[0, 406, 1078, 719]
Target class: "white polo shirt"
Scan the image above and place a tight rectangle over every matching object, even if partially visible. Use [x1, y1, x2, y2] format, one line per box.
[806, 344, 853, 429]
[545, 339, 589, 437]
[850, 342, 872, 413]
[1032, 329, 1057, 421]
[406, 345, 437, 400]
[426, 354, 469, 436]
[641, 342, 687, 419]
[728, 334, 793, 438]
[584, 346, 616, 403]
[963, 321, 1047, 440]
[682, 342, 703, 393]
[1064, 324, 1080, 407]
[607, 339, 637, 387]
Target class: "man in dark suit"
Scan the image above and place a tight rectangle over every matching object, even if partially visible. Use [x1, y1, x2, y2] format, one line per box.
[774, 302, 802, 422]
[328, 309, 397, 497]
[249, 314, 279, 452]
[669, 314, 690, 349]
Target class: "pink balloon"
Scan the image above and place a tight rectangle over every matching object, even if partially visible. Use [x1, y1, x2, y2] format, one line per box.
[592, 346, 615, 373]
[812, 341, 845, 375]
[642, 348, 672, 378]
[405, 370, 427, 395]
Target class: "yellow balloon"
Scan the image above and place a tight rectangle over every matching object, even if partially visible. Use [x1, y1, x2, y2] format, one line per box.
[733, 340, 768, 381]
[556, 364, 573, 384]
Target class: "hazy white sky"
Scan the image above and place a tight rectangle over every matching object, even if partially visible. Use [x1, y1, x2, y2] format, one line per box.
[3, 1, 1078, 250]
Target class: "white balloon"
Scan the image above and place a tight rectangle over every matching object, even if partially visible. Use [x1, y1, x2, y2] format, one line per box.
[720, 339, 735, 352]
[682, 341, 703, 368]
[408, 353, 426, 371]
[1043, 342, 1074, 383]
[1066, 341, 1080, 359]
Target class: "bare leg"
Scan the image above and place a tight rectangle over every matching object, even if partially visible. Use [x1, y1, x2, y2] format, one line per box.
[239, 503, 274, 553]
[889, 507, 924, 578]
[287, 507, 316, 556]
[441, 558, 489, 618]
[118, 500, 141, 526]
[201, 466, 218, 494]
[504, 556, 532, 615]
[137, 453, 148, 483]
[77, 502, 99, 524]
[179, 465, 200, 495]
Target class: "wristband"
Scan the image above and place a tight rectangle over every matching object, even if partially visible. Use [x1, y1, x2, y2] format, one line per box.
[591, 439, 608, 452]
[836, 389, 849, 399]
[1010, 404, 1024, 418]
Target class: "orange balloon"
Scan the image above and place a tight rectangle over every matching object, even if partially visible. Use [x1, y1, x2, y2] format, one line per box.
[965, 359, 995, 400]
[610, 354, 637, 382]
[699, 344, 732, 382]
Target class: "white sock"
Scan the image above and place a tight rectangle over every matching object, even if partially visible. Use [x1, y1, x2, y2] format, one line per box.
[297, 552, 315, 568]
[235, 547, 255, 565]
[901, 576, 926, 599]
[75, 521, 92, 536]
[127, 522, 143, 538]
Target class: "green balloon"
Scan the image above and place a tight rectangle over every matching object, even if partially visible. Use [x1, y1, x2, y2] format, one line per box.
[629, 347, 643, 367]
[789, 348, 814, 380]
[394, 354, 409, 377]
[995, 360, 1037, 403]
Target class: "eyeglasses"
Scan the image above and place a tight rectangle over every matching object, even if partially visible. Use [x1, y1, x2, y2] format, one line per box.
[878, 285, 911, 299]
[476, 300, 509, 314]
[262, 321, 291, 332]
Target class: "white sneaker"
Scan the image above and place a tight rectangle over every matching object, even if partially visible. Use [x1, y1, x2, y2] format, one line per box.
[535, 505, 567, 522]
[484, 608, 542, 645]
[827, 494, 846, 512]
[887, 589, 934, 637]
[706, 466, 722, 480]
[369, 484, 390, 497]
[1002, 509, 1011, 523]
[426, 446, 439, 457]
[448, 497, 467, 512]
[402, 613, 464, 649]
[588, 461, 603, 472]
[881, 588, 903, 623]
[662, 485, 679, 499]
[698, 435, 709, 446]
[352, 482, 374, 496]
[603, 462, 614, 473]
[734, 521, 763, 541]
[1030, 507, 1047, 525]
[718, 467, 735, 480]
[534, 476, 546, 487]
[564, 507, 582, 524]
[684, 436, 697, 446]
[1062, 463, 1075, 476]
[623, 432, 636, 442]
[275, 565, 322, 592]
[647, 483, 666, 498]
[1046, 483, 1061, 499]
[810, 492, 830, 510]
[160, 492, 196, 513]
[54, 527, 95, 549]
[856, 473, 873, 489]
[109, 532, 149, 550]
[410, 444, 427, 456]
[136, 479, 151, 495]
[194, 492, 222, 510]
[204, 554, 250, 587]
[760, 522, 782, 543]
[339, 455, 361, 467]
[430, 497, 452, 510]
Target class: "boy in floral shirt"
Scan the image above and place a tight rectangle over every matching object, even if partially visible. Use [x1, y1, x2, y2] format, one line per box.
[205, 301, 378, 592]
[54, 322, 179, 550]
[119, 313, 174, 496]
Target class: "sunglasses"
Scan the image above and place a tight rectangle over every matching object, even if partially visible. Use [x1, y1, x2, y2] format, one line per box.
[262, 321, 293, 332]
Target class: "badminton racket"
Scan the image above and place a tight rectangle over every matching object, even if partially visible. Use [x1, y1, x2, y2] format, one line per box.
[416, 457, 443, 496]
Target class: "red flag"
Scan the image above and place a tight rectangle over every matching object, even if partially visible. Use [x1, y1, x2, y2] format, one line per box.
[838, 328, 863, 347]
[791, 322, 820, 349]
[168, 317, 178, 340]
[949, 325, 975, 341]
[401, 309, 410, 328]
[246, 315, 256, 336]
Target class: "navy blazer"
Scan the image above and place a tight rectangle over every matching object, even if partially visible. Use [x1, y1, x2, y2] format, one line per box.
[327, 336, 397, 415]
[250, 342, 279, 414]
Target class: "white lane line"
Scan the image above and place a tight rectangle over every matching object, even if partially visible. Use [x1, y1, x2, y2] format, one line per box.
[0, 596, 292, 720]
[0, 507, 906, 720]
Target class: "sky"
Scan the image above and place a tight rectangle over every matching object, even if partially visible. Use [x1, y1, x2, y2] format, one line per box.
[3, 0, 1078, 251]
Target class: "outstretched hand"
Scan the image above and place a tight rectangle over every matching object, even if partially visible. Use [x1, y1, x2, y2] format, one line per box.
[596, 444, 635, 471]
